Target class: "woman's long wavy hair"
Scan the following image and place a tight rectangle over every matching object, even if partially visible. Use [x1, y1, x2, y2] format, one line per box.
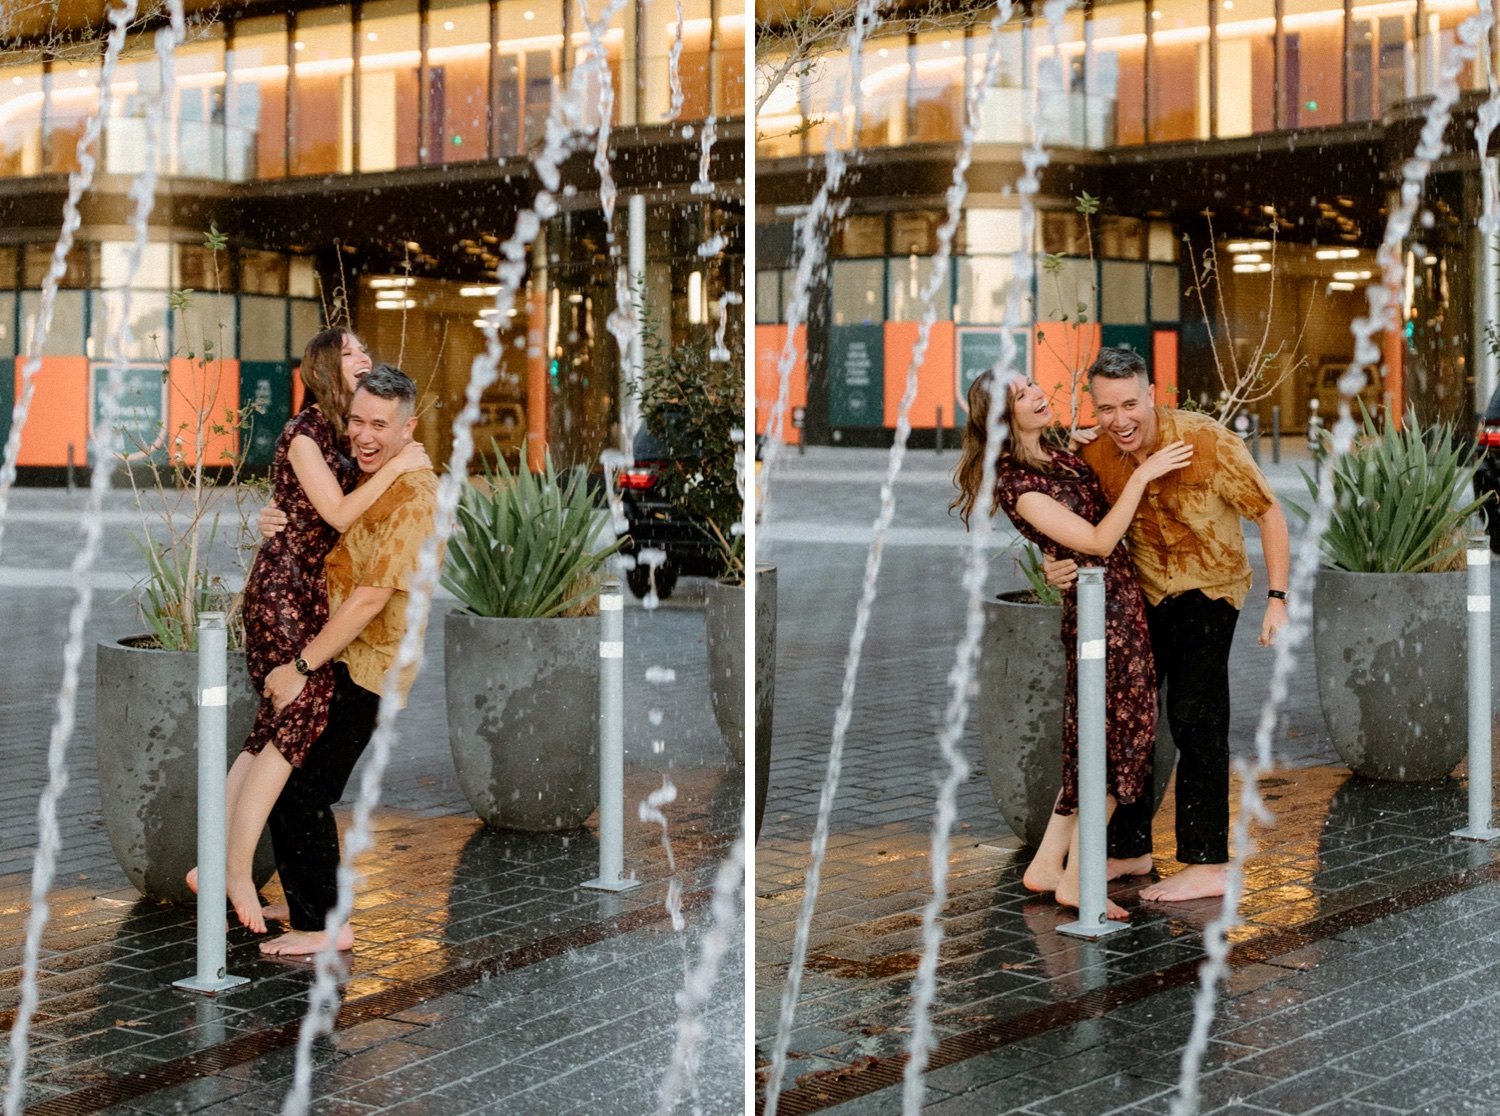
[299, 327, 358, 441]
[949, 371, 1070, 528]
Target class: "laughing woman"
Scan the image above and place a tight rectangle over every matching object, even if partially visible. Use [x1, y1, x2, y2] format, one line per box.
[951, 372, 1190, 919]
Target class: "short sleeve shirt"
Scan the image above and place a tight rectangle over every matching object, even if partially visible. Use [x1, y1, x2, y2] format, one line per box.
[1080, 407, 1275, 609]
[324, 469, 441, 704]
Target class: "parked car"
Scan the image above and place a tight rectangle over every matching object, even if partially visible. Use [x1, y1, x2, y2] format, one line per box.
[1476, 384, 1500, 552]
[615, 418, 726, 599]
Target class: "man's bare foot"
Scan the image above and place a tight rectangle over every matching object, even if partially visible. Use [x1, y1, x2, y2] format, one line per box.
[259, 925, 354, 956]
[227, 875, 266, 934]
[1106, 855, 1154, 881]
[261, 901, 290, 921]
[1053, 881, 1129, 921]
[1139, 863, 1227, 902]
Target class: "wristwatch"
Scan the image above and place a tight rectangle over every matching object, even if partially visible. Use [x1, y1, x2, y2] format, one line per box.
[294, 656, 312, 676]
[1267, 590, 1287, 601]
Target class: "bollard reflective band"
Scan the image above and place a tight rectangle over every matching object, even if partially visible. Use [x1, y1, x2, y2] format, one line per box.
[1080, 639, 1105, 660]
[1470, 549, 1491, 566]
[1470, 596, 1491, 613]
[599, 641, 623, 658]
[600, 595, 623, 611]
[199, 686, 227, 707]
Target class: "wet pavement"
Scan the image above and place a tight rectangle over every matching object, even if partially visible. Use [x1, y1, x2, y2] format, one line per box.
[0, 485, 745, 1114]
[757, 439, 1500, 1114]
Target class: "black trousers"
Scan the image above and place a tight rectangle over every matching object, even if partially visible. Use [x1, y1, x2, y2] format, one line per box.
[267, 662, 379, 931]
[1107, 590, 1239, 865]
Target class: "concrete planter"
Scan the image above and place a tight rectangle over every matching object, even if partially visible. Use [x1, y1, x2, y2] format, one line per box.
[705, 568, 775, 839]
[1313, 569, 1467, 781]
[978, 594, 1174, 847]
[95, 638, 274, 903]
[444, 609, 600, 831]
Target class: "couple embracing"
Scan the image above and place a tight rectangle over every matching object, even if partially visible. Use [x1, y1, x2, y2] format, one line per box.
[954, 347, 1290, 917]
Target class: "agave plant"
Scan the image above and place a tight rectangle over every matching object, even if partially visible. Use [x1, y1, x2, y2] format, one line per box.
[1015, 541, 1062, 607]
[1289, 406, 1485, 574]
[442, 443, 623, 619]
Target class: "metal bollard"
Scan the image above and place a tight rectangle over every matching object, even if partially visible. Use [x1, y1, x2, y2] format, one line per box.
[1453, 537, 1500, 840]
[174, 613, 249, 994]
[66, 442, 75, 493]
[1271, 405, 1281, 465]
[584, 580, 641, 892]
[935, 406, 943, 456]
[1059, 568, 1129, 939]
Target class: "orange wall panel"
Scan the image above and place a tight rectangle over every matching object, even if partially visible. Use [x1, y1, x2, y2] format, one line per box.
[882, 321, 955, 429]
[167, 358, 242, 467]
[1383, 329, 1403, 425]
[1032, 322, 1100, 426]
[1152, 330, 1179, 407]
[755, 325, 806, 444]
[13, 357, 88, 467]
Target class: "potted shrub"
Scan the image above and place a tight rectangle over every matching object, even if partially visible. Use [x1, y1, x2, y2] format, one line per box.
[978, 544, 1176, 847]
[97, 227, 275, 901]
[633, 332, 765, 811]
[441, 444, 622, 831]
[1291, 407, 1486, 781]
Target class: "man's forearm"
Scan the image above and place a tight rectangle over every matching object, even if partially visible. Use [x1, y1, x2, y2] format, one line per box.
[1259, 501, 1291, 591]
[298, 586, 395, 672]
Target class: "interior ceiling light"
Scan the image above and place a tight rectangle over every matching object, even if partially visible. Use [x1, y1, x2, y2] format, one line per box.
[369, 277, 415, 288]
[1232, 262, 1273, 273]
[1236, 253, 1263, 263]
[460, 285, 502, 297]
[377, 299, 416, 310]
[1227, 240, 1271, 252]
[1333, 270, 1372, 280]
[1328, 281, 1356, 291]
[1315, 249, 1343, 260]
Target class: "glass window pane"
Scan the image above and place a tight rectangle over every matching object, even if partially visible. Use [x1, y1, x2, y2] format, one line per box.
[228, 16, 288, 179]
[1035, 257, 1096, 322]
[755, 48, 802, 157]
[99, 243, 172, 289]
[860, 35, 909, 148]
[173, 291, 237, 360]
[956, 256, 1019, 324]
[1149, 0, 1208, 142]
[832, 259, 884, 326]
[887, 255, 951, 321]
[429, 0, 492, 161]
[1148, 221, 1178, 262]
[0, 292, 14, 357]
[24, 242, 94, 289]
[1034, 8, 1086, 147]
[1098, 216, 1144, 260]
[965, 209, 1024, 256]
[240, 295, 288, 360]
[1150, 262, 1181, 321]
[173, 28, 227, 178]
[90, 289, 167, 361]
[45, 56, 101, 174]
[800, 48, 850, 154]
[289, 257, 317, 298]
[974, 17, 1028, 143]
[1090, 0, 1145, 146]
[21, 290, 85, 355]
[0, 247, 16, 288]
[1348, 0, 1414, 124]
[1215, 0, 1274, 137]
[835, 214, 886, 258]
[105, 35, 166, 177]
[498, 0, 561, 156]
[240, 249, 288, 295]
[0, 61, 45, 176]
[361, 0, 421, 171]
[891, 211, 942, 256]
[642, 0, 710, 124]
[911, 31, 964, 144]
[755, 270, 780, 323]
[291, 8, 353, 176]
[1101, 260, 1147, 324]
[1283, 0, 1343, 126]
[716, 5, 746, 116]
[291, 299, 324, 351]
[1429, 7, 1485, 95]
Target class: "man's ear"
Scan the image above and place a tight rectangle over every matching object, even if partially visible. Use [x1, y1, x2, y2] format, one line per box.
[402, 415, 418, 440]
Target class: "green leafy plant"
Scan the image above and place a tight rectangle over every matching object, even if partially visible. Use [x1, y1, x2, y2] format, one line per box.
[442, 442, 623, 619]
[1016, 542, 1062, 607]
[635, 328, 746, 582]
[1287, 405, 1485, 573]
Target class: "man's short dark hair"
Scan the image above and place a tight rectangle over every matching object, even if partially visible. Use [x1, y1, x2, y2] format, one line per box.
[1087, 346, 1149, 385]
[356, 364, 417, 415]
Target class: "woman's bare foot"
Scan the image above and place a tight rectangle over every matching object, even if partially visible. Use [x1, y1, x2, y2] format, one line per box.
[1139, 863, 1226, 902]
[1022, 861, 1063, 893]
[227, 875, 266, 935]
[1106, 855, 1154, 881]
[261, 901, 290, 922]
[259, 925, 354, 956]
[1053, 881, 1130, 921]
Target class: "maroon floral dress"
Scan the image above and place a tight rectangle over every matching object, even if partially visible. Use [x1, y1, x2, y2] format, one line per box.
[995, 450, 1156, 814]
[240, 407, 358, 767]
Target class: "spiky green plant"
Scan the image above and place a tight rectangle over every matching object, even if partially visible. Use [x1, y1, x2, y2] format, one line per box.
[442, 442, 623, 619]
[1016, 541, 1063, 607]
[131, 526, 239, 650]
[1288, 406, 1485, 573]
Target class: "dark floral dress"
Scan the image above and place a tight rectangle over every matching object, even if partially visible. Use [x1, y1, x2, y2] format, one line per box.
[240, 407, 358, 767]
[995, 450, 1156, 814]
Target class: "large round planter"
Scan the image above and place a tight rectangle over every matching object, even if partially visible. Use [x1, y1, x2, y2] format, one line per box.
[96, 638, 275, 903]
[444, 610, 600, 831]
[978, 594, 1175, 848]
[1313, 569, 1466, 781]
[705, 568, 776, 839]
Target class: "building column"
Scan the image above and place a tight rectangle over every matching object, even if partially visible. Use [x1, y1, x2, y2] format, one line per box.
[1480, 157, 1499, 419]
[527, 236, 549, 471]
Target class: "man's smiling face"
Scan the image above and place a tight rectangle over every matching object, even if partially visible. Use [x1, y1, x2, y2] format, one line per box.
[1090, 373, 1159, 458]
[347, 389, 416, 474]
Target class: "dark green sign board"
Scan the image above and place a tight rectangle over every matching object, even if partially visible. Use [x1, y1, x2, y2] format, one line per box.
[1100, 325, 1150, 362]
[240, 361, 293, 467]
[0, 359, 11, 461]
[828, 324, 883, 428]
[957, 329, 1029, 418]
[91, 362, 167, 463]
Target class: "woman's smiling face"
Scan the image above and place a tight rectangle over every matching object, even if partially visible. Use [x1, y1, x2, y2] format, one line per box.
[1007, 377, 1053, 433]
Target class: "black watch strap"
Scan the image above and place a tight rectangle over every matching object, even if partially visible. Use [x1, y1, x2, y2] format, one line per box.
[1267, 590, 1287, 601]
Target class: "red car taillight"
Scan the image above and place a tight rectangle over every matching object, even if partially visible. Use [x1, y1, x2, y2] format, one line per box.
[1480, 425, 1500, 449]
[617, 468, 657, 490]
